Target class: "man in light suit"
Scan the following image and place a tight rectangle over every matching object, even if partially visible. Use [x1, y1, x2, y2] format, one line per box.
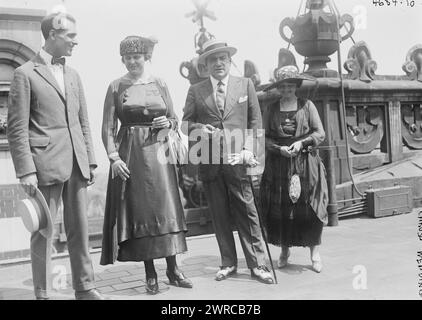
[182, 39, 274, 284]
[7, 12, 106, 300]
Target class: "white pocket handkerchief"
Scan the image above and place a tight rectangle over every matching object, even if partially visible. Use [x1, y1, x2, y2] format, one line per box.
[238, 96, 248, 103]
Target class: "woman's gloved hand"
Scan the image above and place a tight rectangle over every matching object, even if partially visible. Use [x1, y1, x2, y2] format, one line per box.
[288, 141, 303, 157]
[112, 159, 130, 181]
[279, 146, 292, 158]
[152, 116, 171, 130]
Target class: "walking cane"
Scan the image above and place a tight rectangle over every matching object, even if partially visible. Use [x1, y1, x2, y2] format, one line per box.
[248, 172, 278, 284]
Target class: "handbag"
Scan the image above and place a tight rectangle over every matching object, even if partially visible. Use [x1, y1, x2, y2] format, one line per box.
[167, 129, 188, 167]
[288, 156, 301, 204]
[153, 78, 188, 167]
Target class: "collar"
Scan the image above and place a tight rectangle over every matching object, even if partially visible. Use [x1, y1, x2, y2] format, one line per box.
[210, 74, 229, 89]
[40, 48, 64, 67]
[39, 48, 53, 66]
[122, 70, 154, 85]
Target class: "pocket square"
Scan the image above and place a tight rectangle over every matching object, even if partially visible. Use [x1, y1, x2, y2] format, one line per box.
[238, 96, 248, 103]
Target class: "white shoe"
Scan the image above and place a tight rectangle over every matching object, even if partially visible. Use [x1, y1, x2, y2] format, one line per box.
[215, 266, 237, 281]
[311, 253, 322, 273]
[277, 249, 290, 268]
[251, 266, 274, 284]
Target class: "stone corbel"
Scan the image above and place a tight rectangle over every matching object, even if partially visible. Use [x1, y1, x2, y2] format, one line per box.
[244, 60, 261, 87]
[402, 44, 422, 82]
[344, 41, 377, 82]
[270, 48, 298, 83]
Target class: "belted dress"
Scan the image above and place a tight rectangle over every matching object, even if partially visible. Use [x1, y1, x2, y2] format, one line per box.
[100, 75, 187, 264]
[259, 98, 328, 247]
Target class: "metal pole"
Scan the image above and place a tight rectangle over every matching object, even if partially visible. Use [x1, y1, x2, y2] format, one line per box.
[323, 102, 339, 226]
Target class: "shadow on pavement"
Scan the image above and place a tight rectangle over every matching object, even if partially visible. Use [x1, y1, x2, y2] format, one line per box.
[0, 287, 34, 300]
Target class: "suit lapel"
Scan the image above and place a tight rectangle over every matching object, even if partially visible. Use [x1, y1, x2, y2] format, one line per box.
[199, 79, 221, 117]
[223, 76, 240, 118]
[33, 54, 66, 103]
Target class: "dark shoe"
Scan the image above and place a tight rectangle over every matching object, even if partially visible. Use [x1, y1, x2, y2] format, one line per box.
[146, 276, 159, 295]
[35, 296, 49, 300]
[166, 269, 193, 288]
[215, 266, 237, 281]
[75, 289, 110, 300]
[251, 266, 274, 284]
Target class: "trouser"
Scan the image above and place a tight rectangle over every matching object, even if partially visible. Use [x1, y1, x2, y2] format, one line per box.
[203, 165, 266, 269]
[31, 157, 95, 298]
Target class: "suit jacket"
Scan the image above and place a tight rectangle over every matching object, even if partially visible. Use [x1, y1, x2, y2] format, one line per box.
[182, 75, 262, 181]
[7, 53, 97, 186]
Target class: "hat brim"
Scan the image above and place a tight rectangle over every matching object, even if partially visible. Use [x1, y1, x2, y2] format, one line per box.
[34, 188, 53, 239]
[263, 75, 316, 91]
[198, 46, 237, 66]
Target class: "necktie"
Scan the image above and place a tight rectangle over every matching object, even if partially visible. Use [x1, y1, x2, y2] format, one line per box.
[216, 81, 225, 116]
[51, 57, 65, 66]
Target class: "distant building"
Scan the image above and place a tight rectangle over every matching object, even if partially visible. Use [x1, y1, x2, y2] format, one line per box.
[0, 7, 45, 261]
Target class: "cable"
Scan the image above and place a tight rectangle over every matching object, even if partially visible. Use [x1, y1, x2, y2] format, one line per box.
[329, 0, 365, 197]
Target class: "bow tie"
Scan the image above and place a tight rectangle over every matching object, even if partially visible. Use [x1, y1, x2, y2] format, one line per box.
[51, 57, 65, 66]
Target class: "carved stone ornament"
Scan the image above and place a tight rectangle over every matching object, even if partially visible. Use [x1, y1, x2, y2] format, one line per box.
[180, 0, 217, 85]
[344, 41, 377, 82]
[306, 0, 328, 10]
[346, 105, 384, 154]
[402, 44, 422, 82]
[268, 48, 298, 83]
[279, 0, 354, 74]
[244, 60, 261, 87]
[401, 103, 422, 149]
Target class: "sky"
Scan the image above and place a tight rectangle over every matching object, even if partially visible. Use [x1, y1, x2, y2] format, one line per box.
[2, 0, 422, 172]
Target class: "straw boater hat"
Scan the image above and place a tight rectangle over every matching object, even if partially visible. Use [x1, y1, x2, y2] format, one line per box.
[197, 39, 237, 66]
[16, 187, 53, 238]
[264, 65, 315, 91]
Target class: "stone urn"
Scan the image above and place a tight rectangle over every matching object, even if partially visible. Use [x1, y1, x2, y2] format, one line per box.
[179, 30, 211, 85]
[279, 0, 354, 76]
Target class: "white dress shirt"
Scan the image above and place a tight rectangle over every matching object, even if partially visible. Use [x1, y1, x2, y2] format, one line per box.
[210, 74, 229, 104]
[39, 48, 66, 96]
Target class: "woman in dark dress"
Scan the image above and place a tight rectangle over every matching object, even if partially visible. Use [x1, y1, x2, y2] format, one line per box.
[260, 65, 328, 273]
[100, 36, 192, 294]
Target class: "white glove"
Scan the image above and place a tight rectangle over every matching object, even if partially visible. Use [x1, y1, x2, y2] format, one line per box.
[228, 150, 259, 167]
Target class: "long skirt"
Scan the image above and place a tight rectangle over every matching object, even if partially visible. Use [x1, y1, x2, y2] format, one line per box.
[100, 127, 188, 265]
[260, 149, 323, 247]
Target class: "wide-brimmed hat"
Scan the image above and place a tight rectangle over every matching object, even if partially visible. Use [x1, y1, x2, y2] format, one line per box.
[264, 65, 315, 91]
[120, 35, 158, 56]
[16, 187, 53, 238]
[197, 39, 237, 66]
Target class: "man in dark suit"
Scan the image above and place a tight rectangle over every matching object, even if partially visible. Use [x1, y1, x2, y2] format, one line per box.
[182, 39, 274, 284]
[7, 12, 106, 300]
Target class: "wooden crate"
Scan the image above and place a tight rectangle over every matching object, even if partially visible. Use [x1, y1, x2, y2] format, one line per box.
[366, 185, 413, 218]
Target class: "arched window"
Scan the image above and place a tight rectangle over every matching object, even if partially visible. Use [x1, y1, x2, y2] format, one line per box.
[0, 39, 36, 150]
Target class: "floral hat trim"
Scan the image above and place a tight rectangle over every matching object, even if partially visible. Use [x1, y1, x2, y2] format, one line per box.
[264, 65, 315, 91]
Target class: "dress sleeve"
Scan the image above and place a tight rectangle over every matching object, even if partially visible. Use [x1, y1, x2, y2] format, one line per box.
[158, 78, 178, 131]
[305, 100, 325, 147]
[101, 82, 121, 163]
[263, 103, 281, 154]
